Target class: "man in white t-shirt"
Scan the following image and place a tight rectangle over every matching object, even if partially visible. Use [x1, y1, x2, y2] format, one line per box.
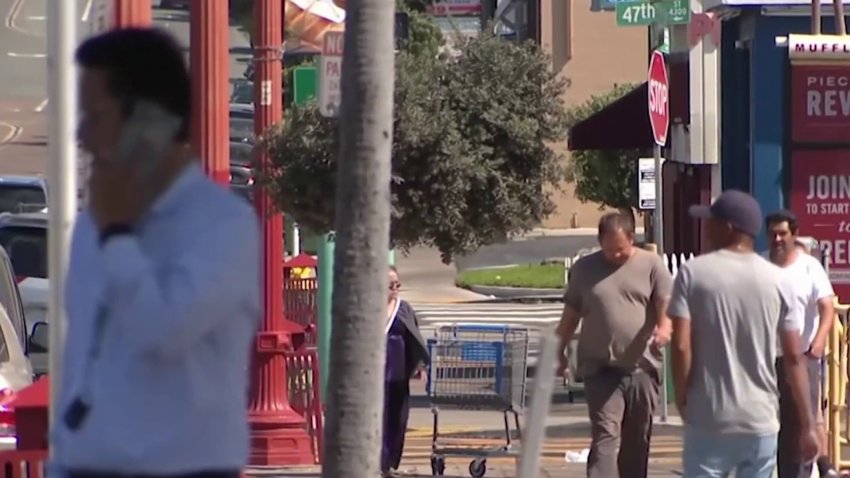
[765, 210, 837, 478]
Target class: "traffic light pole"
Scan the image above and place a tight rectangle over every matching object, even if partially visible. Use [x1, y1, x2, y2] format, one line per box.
[112, 0, 151, 28]
[247, 0, 314, 466]
[190, 0, 230, 185]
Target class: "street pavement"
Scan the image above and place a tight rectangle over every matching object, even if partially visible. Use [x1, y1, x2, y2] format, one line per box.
[248, 402, 686, 477]
[0, 1, 252, 177]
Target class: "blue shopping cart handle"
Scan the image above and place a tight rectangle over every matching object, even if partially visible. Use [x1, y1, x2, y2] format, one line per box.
[444, 324, 512, 333]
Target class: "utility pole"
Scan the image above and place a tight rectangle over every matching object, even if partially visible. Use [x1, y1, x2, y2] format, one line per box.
[248, 0, 314, 466]
[45, 0, 78, 441]
[321, 0, 396, 470]
[112, 0, 151, 28]
[190, 0, 229, 184]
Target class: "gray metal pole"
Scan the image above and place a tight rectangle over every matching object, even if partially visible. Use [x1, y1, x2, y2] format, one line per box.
[653, 144, 664, 255]
[518, 330, 558, 478]
[46, 0, 78, 446]
[653, 143, 668, 423]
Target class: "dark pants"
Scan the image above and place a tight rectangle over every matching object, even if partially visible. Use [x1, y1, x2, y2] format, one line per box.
[382, 380, 410, 472]
[583, 367, 660, 478]
[776, 358, 821, 478]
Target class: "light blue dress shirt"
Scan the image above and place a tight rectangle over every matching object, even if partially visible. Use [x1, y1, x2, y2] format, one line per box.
[51, 162, 261, 474]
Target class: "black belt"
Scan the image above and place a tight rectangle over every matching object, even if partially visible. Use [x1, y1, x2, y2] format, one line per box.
[67, 470, 241, 478]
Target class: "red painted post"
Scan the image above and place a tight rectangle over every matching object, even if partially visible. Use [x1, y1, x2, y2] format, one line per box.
[112, 0, 152, 28]
[189, 0, 230, 185]
[248, 0, 314, 466]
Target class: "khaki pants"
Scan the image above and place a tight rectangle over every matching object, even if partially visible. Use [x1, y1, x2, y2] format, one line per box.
[583, 367, 660, 478]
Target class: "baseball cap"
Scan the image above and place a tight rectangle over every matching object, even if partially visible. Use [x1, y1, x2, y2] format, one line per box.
[689, 189, 763, 237]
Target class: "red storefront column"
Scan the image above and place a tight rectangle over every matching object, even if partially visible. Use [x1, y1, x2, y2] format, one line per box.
[248, 0, 314, 466]
[189, 0, 229, 184]
[112, 0, 151, 28]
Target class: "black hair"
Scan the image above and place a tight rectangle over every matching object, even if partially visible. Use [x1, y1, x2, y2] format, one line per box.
[765, 209, 799, 235]
[75, 27, 191, 142]
[598, 211, 635, 237]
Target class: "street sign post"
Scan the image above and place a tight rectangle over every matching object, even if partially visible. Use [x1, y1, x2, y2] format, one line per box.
[293, 66, 317, 106]
[318, 31, 344, 117]
[615, 0, 690, 27]
[648, 49, 669, 422]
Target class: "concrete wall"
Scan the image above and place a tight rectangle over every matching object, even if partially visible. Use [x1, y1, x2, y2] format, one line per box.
[538, 1, 648, 228]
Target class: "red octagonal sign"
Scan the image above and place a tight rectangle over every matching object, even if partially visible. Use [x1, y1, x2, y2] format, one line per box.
[647, 50, 669, 147]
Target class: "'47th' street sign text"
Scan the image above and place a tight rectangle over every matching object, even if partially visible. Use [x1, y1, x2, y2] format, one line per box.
[616, 0, 690, 27]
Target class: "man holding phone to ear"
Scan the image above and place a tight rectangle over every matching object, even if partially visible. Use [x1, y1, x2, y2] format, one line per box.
[49, 28, 260, 478]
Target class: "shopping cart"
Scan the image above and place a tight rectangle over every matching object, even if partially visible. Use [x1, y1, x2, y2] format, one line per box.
[425, 324, 530, 477]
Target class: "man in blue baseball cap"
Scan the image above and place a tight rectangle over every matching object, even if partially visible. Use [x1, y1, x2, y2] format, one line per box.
[667, 190, 819, 477]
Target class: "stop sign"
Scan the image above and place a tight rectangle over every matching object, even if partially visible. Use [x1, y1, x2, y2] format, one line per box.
[647, 50, 669, 147]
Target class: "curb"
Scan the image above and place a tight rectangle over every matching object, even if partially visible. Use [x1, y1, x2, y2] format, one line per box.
[466, 284, 563, 299]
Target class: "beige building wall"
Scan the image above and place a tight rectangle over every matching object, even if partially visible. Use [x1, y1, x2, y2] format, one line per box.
[538, 2, 648, 228]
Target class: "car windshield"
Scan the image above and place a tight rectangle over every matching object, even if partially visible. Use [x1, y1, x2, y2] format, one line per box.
[230, 118, 255, 143]
[231, 81, 253, 105]
[0, 185, 46, 214]
[230, 143, 253, 166]
[0, 226, 47, 279]
[0, 252, 25, 351]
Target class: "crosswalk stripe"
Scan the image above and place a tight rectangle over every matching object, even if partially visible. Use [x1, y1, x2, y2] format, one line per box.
[412, 303, 563, 326]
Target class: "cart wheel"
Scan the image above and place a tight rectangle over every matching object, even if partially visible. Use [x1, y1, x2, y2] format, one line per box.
[431, 455, 446, 476]
[469, 458, 486, 478]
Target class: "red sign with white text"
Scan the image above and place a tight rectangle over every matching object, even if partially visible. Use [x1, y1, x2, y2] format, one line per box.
[647, 50, 669, 147]
[790, 150, 850, 302]
[791, 64, 850, 143]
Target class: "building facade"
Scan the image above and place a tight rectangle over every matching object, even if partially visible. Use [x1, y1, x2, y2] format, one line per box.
[538, 4, 648, 228]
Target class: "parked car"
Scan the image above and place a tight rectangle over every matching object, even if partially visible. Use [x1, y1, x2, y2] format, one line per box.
[0, 176, 47, 215]
[0, 213, 48, 346]
[0, 303, 35, 449]
[230, 142, 254, 201]
[157, 0, 190, 9]
[0, 247, 30, 353]
[0, 254, 37, 449]
[230, 104, 255, 144]
[230, 79, 253, 106]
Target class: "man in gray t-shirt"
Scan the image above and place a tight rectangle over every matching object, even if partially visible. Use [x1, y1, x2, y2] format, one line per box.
[557, 212, 673, 478]
[669, 190, 818, 477]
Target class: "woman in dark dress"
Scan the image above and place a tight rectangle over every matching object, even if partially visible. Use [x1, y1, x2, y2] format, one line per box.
[382, 266, 430, 477]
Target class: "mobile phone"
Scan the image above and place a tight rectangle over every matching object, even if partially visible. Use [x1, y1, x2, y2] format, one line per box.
[114, 100, 182, 178]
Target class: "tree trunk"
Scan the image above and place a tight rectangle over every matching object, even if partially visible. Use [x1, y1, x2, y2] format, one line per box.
[321, 0, 395, 472]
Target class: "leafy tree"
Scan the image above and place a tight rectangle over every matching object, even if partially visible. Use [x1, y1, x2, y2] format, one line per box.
[261, 28, 569, 263]
[565, 84, 644, 215]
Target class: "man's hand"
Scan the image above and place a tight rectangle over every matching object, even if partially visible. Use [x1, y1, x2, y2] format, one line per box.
[557, 349, 570, 382]
[807, 336, 827, 359]
[89, 159, 153, 230]
[800, 426, 820, 463]
[653, 321, 673, 348]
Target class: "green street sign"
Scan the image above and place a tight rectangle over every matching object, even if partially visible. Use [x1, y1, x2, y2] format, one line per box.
[615, 0, 691, 27]
[293, 66, 317, 106]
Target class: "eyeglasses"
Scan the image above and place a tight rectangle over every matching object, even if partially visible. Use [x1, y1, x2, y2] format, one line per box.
[389, 281, 402, 290]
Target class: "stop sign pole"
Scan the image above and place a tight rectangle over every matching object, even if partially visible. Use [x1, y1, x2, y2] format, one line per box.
[647, 49, 669, 256]
[647, 49, 669, 424]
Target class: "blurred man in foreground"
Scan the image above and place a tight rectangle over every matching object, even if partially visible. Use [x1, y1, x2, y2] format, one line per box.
[50, 28, 260, 478]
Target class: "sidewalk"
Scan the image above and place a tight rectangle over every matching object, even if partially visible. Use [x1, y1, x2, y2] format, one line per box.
[248, 401, 684, 477]
[247, 463, 683, 477]
[396, 247, 489, 304]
